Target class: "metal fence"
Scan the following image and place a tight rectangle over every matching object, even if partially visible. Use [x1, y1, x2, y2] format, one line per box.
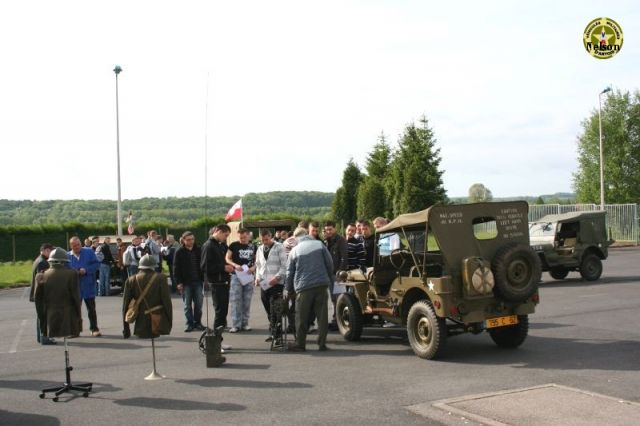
[529, 204, 638, 243]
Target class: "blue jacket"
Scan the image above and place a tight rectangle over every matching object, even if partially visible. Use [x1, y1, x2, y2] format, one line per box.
[285, 236, 334, 294]
[68, 247, 100, 299]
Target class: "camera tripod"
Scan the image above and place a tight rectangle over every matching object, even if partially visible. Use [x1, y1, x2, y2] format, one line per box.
[39, 337, 92, 402]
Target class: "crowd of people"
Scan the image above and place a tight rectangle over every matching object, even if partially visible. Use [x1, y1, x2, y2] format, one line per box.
[29, 217, 393, 351]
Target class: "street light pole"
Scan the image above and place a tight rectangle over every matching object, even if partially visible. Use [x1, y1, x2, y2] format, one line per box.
[114, 65, 123, 236]
[598, 86, 611, 211]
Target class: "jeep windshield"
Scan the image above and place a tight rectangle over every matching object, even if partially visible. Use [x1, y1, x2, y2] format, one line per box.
[529, 222, 556, 237]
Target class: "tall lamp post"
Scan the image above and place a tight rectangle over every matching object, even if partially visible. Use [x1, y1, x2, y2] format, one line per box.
[598, 86, 611, 211]
[114, 65, 123, 236]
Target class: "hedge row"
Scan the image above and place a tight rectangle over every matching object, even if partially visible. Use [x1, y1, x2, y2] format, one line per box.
[0, 214, 315, 262]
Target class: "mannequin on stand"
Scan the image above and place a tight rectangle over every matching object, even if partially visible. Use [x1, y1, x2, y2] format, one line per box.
[35, 247, 92, 401]
[122, 254, 172, 380]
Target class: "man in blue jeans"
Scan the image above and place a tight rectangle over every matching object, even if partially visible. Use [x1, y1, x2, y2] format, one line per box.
[97, 237, 114, 296]
[225, 228, 256, 333]
[173, 231, 205, 332]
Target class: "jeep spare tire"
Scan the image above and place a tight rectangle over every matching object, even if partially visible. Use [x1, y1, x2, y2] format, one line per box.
[491, 243, 541, 302]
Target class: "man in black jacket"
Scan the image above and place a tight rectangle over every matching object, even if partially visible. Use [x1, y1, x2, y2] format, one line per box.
[361, 220, 376, 267]
[30, 243, 55, 345]
[173, 231, 205, 332]
[201, 224, 234, 330]
[97, 237, 115, 296]
[323, 221, 348, 330]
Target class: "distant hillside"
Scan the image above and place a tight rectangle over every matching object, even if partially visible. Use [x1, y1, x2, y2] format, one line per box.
[0, 191, 335, 226]
[449, 192, 577, 204]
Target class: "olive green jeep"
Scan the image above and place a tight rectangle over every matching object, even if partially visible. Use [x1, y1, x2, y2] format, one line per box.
[335, 201, 541, 360]
[529, 210, 612, 281]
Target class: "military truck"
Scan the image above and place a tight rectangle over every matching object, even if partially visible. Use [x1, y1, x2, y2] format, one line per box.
[529, 210, 611, 281]
[335, 201, 541, 360]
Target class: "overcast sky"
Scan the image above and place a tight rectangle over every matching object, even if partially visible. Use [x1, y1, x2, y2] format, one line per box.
[1, 1, 638, 201]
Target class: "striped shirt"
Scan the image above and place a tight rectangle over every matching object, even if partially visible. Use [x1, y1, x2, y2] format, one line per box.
[347, 237, 366, 271]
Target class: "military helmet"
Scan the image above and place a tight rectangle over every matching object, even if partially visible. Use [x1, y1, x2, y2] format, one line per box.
[138, 254, 157, 270]
[48, 247, 70, 264]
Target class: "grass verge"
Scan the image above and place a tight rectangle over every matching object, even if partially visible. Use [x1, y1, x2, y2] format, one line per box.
[0, 261, 32, 289]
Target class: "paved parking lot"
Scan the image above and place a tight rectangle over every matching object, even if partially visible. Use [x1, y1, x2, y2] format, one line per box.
[1, 248, 639, 425]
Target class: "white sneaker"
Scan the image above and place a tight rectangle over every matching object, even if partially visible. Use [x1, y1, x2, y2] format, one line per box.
[242, 325, 252, 331]
[229, 327, 239, 333]
[221, 344, 232, 351]
[221, 348, 225, 354]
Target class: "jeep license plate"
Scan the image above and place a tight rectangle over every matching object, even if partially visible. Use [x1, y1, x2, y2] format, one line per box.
[485, 315, 518, 329]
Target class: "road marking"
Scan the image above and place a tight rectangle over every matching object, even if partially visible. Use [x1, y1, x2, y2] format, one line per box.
[9, 319, 28, 353]
[0, 348, 42, 355]
[21, 287, 29, 301]
[578, 293, 606, 298]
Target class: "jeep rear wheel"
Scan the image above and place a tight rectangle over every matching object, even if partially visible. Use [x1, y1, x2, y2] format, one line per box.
[406, 300, 446, 359]
[492, 243, 541, 302]
[580, 253, 602, 281]
[489, 315, 529, 348]
[549, 267, 569, 280]
[336, 293, 363, 341]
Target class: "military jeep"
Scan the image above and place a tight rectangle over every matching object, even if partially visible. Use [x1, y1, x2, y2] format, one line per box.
[335, 201, 541, 360]
[529, 211, 612, 281]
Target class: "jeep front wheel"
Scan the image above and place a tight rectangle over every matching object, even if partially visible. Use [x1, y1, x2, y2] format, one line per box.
[580, 253, 602, 281]
[336, 293, 363, 341]
[489, 315, 529, 348]
[549, 267, 569, 280]
[406, 300, 446, 359]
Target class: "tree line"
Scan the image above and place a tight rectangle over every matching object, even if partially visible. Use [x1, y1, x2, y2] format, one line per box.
[332, 116, 448, 223]
[0, 191, 334, 226]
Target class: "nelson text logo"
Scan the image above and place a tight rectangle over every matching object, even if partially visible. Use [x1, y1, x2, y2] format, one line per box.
[583, 18, 623, 59]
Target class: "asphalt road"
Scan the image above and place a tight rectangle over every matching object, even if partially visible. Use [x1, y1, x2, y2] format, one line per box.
[1, 248, 639, 425]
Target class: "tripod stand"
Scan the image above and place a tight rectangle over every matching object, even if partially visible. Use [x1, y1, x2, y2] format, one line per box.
[198, 284, 226, 367]
[39, 337, 92, 402]
[270, 295, 291, 352]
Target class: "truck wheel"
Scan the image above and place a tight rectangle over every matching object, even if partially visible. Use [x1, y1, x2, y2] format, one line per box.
[336, 293, 363, 341]
[492, 243, 541, 302]
[489, 315, 529, 348]
[407, 300, 446, 359]
[549, 267, 569, 280]
[580, 253, 602, 281]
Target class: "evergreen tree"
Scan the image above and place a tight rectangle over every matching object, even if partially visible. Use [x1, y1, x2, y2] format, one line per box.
[357, 133, 392, 219]
[356, 178, 386, 220]
[573, 89, 640, 204]
[389, 116, 447, 215]
[332, 159, 363, 223]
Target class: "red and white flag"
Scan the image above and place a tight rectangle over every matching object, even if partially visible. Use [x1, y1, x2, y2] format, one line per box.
[225, 199, 243, 222]
[126, 211, 135, 235]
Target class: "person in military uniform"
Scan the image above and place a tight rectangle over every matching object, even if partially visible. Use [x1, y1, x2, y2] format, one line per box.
[122, 254, 172, 339]
[34, 247, 83, 339]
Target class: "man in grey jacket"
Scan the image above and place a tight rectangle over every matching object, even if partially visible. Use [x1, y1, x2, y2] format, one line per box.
[285, 227, 334, 351]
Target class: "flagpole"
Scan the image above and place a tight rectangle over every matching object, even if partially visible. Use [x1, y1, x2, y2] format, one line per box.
[204, 72, 210, 236]
[240, 197, 244, 227]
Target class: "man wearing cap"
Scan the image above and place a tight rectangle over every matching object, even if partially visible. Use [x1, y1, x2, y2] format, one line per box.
[68, 236, 102, 337]
[30, 243, 55, 345]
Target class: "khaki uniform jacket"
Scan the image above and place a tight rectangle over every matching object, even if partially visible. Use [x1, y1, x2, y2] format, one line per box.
[122, 270, 172, 338]
[34, 265, 82, 338]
